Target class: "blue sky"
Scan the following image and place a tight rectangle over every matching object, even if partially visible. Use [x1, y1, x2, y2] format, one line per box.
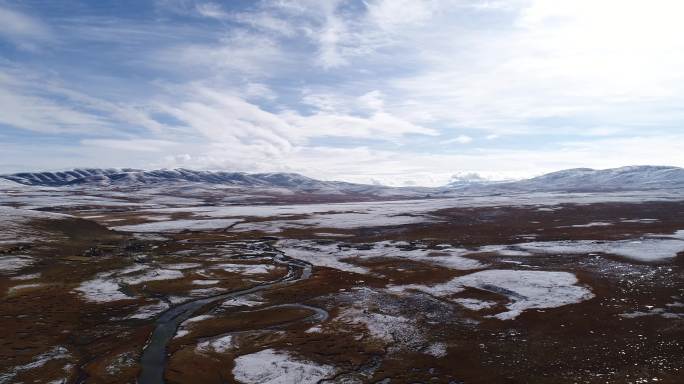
[1, 0, 683, 186]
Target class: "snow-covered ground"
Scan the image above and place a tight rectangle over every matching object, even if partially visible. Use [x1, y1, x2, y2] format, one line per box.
[196, 335, 233, 354]
[91, 189, 684, 233]
[0, 346, 72, 384]
[75, 266, 186, 303]
[277, 240, 485, 275]
[112, 218, 241, 233]
[0, 255, 36, 274]
[75, 277, 132, 303]
[392, 270, 594, 320]
[0, 206, 69, 245]
[213, 264, 275, 275]
[232, 349, 336, 384]
[508, 231, 684, 262]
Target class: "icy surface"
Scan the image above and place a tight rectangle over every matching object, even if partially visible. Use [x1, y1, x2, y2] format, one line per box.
[232, 349, 335, 384]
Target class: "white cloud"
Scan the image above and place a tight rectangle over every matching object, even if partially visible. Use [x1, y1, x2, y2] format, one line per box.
[0, 70, 108, 133]
[443, 135, 473, 144]
[81, 139, 179, 152]
[0, 5, 51, 49]
[156, 84, 436, 149]
[0, 67, 165, 135]
[154, 30, 286, 76]
[194, 2, 228, 19]
[382, 0, 684, 135]
[2, 0, 684, 184]
[365, 0, 434, 30]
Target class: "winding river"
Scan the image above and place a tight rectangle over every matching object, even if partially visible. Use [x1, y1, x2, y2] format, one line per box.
[137, 244, 322, 384]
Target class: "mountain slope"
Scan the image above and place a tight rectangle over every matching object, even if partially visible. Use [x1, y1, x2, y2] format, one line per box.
[504, 166, 684, 192]
[1, 168, 324, 188]
[0, 168, 432, 198]
[2, 166, 683, 193]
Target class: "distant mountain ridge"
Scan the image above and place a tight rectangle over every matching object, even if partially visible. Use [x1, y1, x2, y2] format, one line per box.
[0, 168, 419, 197]
[2, 168, 326, 188]
[1, 166, 683, 193]
[491, 166, 684, 192]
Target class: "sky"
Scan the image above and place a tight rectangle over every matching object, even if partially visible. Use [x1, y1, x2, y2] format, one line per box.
[0, 0, 683, 186]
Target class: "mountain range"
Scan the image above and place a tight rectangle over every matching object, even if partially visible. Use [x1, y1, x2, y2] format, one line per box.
[2, 166, 683, 194]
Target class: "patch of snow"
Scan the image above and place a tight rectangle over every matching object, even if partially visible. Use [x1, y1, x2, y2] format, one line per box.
[620, 218, 660, 223]
[10, 272, 41, 280]
[214, 263, 275, 275]
[277, 241, 369, 274]
[394, 270, 593, 320]
[0, 255, 35, 274]
[163, 262, 201, 270]
[126, 301, 169, 320]
[189, 287, 227, 297]
[105, 351, 136, 376]
[515, 235, 684, 262]
[619, 308, 683, 319]
[314, 232, 353, 237]
[232, 349, 335, 384]
[221, 296, 264, 308]
[174, 330, 189, 339]
[182, 314, 213, 326]
[121, 269, 184, 285]
[477, 245, 533, 257]
[76, 267, 184, 303]
[75, 278, 131, 303]
[0, 206, 70, 245]
[197, 335, 233, 353]
[424, 342, 448, 358]
[7, 283, 43, 295]
[112, 218, 242, 233]
[277, 240, 485, 275]
[454, 298, 497, 311]
[337, 306, 423, 349]
[569, 222, 613, 228]
[0, 346, 71, 383]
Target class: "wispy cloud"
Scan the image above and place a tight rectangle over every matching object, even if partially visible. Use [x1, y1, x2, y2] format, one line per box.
[1, 0, 683, 184]
[0, 4, 51, 49]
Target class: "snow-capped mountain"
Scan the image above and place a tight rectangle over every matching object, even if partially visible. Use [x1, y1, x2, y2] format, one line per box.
[498, 166, 684, 192]
[0, 168, 430, 197]
[446, 173, 511, 189]
[1, 168, 323, 188]
[1, 166, 683, 193]
[441, 166, 684, 193]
